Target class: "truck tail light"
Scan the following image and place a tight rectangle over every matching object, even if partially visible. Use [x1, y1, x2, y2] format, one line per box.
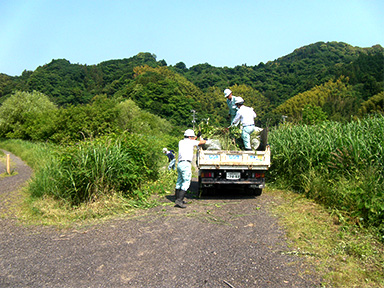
[252, 172, 265, 178]
[201, 172, 214, 178]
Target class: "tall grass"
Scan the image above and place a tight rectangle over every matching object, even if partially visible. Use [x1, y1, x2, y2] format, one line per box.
[269, 114, 384, 239]
[28, 132, 163, 206]
[0, 138, 55, 170]
[0, 136, 177, 224]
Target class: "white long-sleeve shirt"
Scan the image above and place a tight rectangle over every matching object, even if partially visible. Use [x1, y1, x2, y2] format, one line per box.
[231, 105, 256, 126]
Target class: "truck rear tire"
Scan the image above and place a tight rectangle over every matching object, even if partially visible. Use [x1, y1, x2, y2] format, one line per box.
[250, 188, 262, 196]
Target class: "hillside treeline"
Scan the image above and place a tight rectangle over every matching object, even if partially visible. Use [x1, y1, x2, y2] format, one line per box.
[0, 41, 383, 139]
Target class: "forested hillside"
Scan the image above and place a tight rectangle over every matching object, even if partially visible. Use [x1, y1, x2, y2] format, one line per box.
[0, 41, 383, 128]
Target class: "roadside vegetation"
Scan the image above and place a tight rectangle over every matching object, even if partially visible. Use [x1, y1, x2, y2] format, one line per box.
[268, 114, 384, 287]
[0, 41, 383, 286]
[2, 115, 383, 287]
[0, 138, 177, 226]
[269, 188, 384, 287]
[269, 114, 384, 241]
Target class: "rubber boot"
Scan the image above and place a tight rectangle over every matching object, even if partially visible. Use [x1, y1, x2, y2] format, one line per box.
[175, 190, 187, 208]
[174, 189, 180, 200]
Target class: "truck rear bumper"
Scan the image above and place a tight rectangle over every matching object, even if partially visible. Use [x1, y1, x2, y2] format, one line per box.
[200, 178, 265, 190]
[200, 179, 264, 185]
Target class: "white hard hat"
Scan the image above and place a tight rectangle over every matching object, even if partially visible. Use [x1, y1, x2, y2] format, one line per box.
[235, 97, 244, 105]
[184, 129, 195, 137]
[162, 148, 168, 153]
[224, 88, 232, 98]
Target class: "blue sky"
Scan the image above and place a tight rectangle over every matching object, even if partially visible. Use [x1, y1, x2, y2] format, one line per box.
[1, 0, 383, 76]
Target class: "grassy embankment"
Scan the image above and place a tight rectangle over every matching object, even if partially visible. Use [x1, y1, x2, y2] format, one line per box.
[268, 114, 384, 287]
[1, 115, 383, 287]
[0, 136, 177, 226]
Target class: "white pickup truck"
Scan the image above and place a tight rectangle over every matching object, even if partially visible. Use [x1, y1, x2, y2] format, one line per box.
[196, 129, 271, 196]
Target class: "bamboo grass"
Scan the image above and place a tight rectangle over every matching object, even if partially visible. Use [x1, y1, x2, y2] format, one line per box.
[269, 115, 384, 239]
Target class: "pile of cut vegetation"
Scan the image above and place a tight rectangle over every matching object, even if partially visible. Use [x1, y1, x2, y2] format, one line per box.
[197, 122, 261, 151]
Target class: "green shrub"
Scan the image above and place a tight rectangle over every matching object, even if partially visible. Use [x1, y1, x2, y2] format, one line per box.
[0, 91, 57, 139]
[28, 132, 163, 206]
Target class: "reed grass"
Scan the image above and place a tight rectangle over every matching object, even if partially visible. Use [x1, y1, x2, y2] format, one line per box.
[269, 114, 384, 239]
[28, 132, 163, 206]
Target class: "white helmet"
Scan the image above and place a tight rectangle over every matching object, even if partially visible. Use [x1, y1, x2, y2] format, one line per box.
[235, 97, 244, 105]
[162, 148, 168, 153]
[224, 88, 232, 98]
[184, 129, 195, 137]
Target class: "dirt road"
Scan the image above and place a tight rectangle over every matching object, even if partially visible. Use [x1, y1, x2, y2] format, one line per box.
[0, 151, 320, 287]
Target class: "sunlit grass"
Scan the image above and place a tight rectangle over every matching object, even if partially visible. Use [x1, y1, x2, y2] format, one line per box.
[0, 138, 55, 170]
[0, 137, 177, 226]
[267, 188, 384, 287]
[14, 170, 177, 227]
[268, 115, 384, 239]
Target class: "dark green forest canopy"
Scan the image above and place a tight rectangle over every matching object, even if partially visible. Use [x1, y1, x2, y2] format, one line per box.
[0, 42, 383, 126]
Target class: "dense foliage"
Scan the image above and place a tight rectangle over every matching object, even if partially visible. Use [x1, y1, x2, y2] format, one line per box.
[273, 77, 360, 123]
[358, 92, 384, 116]
[0, 42, 382, 129]
[0, 41, 383, 242]
[269, 115, 384, 239]
[28, 132, 163, 206]
[0, 91, 178, 148]
[0, 91, 58, 139]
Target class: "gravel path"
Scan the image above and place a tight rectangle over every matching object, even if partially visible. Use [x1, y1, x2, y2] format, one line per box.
[0, 150, 33, 222]
[0, 150, 321, 287]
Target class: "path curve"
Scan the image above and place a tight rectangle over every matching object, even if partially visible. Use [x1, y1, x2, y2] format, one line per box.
[0, 151, 321, 287]
[0, 150, 33, 220]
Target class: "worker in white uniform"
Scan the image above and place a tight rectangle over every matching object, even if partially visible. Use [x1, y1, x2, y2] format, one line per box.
[231, 97, 260, 150]
[224, 88, 239, 122]
[174, 129, 206, 208]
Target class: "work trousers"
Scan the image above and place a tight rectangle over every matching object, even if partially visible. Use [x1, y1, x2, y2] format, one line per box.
[168, 159, 176, 170]
[242, 125, 256, 149]
[175, 161, 192, 191]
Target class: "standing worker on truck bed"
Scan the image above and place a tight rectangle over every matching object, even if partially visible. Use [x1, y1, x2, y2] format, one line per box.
[224, 88, 239, 123]
[231, 97, 261, 151]
[174, 129, 206, 208]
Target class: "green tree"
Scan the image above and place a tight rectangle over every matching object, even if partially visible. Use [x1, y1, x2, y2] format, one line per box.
[49, 95, 119, 143]
[117, 98, 173, 136]
[358, 92, 384, 117]
[117, 65, 204, 127]
[0, 90, 57, 138]
[302, 104, 328, 125]
[273, 77, 357, 122]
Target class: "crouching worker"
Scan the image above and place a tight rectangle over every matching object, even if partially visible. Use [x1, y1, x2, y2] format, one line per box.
[231, 97, 261, 151]
[162, 148, 176, 170]
[175, 129, 206, 208]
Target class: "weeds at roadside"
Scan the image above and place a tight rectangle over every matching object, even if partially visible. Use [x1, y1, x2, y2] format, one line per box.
[0, 171, 18, 178]
[14, 170, 177, 228]
[267, 188, 384, 288]
[0, 153, 17, 177]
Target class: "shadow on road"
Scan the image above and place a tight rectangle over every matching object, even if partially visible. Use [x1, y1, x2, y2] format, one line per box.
[166, 178, 259, 203]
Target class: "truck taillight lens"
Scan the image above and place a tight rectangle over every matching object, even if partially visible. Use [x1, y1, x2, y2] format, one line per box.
[252, 173, 265, 178]
[201, 172, 214, 178]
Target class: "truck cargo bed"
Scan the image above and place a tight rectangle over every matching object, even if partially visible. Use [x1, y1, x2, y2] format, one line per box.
[197, 145, 271, 170]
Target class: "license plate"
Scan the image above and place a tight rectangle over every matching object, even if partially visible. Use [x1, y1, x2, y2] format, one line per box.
[226, 172, 240, 180]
